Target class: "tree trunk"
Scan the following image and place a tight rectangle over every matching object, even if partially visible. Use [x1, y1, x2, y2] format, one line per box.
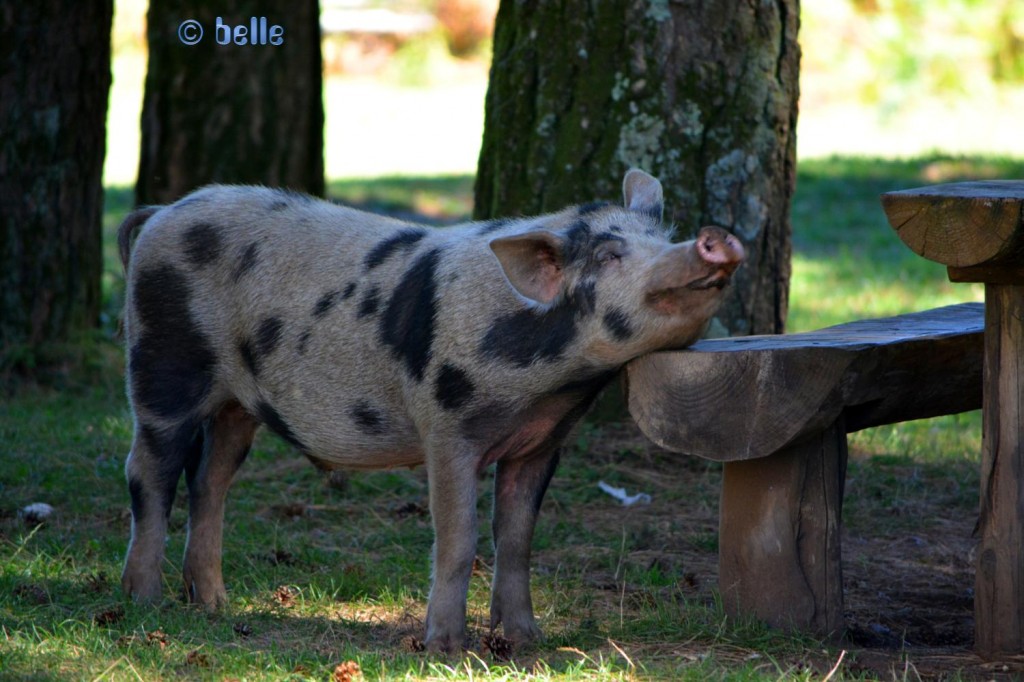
[0, 1, 113, 361]
[137, 0, 324, 205]
[475, 0, 799, 335]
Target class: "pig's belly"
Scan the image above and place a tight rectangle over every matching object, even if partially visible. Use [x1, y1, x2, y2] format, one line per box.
[294, 413, 425, 470]
[240, 387, 426, 470]
[304, 443, 426, 471]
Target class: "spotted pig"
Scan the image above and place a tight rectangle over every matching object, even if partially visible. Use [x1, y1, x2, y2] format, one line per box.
[118, 169, 744, 653]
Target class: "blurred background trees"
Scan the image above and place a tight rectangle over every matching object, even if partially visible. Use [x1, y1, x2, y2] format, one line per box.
[137, 0, 324, 204]
[3, 0, 1024, 378]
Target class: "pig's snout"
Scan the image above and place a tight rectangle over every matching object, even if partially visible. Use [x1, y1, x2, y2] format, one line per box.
[696, 226, 745, 273]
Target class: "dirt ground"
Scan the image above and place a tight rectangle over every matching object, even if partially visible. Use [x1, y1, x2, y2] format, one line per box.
[580, 421, 1024, 682]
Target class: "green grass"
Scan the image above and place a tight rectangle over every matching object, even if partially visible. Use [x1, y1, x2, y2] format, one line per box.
[4, 154, 1022, 680]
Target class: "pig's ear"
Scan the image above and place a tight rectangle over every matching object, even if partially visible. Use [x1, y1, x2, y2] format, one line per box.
[623, 168, 664, 222]
[489, 231, 565, 305]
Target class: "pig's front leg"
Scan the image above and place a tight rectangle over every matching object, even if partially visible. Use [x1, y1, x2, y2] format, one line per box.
[490, 446, 560, 645]
[424, 439, 479, 653]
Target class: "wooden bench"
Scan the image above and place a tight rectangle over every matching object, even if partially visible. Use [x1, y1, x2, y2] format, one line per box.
[625, 180, 1024, 659]
[626, 303, 984, 637]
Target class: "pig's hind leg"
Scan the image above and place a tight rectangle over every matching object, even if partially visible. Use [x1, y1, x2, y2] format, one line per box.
[182, 401, 258, 609]
[489, 446, 560, 644]
[122, 417, 205, 604]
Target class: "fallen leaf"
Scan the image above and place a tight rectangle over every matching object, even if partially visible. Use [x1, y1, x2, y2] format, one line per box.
[146, 629, 169, 648]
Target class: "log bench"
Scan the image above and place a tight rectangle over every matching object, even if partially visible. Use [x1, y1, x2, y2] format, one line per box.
[625, 303, 984, 638]
[625, 180, 1024, 659]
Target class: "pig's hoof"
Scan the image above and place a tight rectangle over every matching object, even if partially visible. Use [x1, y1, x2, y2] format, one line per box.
[424, 630, 465, 655]
[182, 577, 228, 611]
[121, 565, 164, 604]
[504, 620, 543, 647]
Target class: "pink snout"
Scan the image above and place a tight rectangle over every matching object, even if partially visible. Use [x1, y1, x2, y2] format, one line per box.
[696, 226, 745, 272]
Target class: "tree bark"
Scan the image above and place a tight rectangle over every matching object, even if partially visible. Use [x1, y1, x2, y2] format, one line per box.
[137, 0, 324, 205]
[0, 1, 113, 360]
[475, 0, 799, 335]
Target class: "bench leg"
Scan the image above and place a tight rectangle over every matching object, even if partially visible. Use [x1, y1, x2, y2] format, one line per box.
[718, 417, 847, 637]
[975, 283, 1024, 658]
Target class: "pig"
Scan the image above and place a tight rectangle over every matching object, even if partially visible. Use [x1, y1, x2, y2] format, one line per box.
[117, 169, 743, 653]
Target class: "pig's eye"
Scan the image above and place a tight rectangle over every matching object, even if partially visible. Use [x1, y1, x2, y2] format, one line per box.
[596, 244, 624, 265]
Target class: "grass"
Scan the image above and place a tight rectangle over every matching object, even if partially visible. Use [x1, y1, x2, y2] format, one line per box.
[3, 154, 1023, 680]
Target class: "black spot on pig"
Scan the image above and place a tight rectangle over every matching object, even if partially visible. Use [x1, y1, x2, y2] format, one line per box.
[481, 280, 598, 366]
[138, 419, 204, 517]
[578, 201, 612, 215]
[256, 401, 307, 452]
[576, 280, 597, 315]
[349, 401, 386, 435]
[364, 229, 428, 270]
[638, 202, 663, 223]
[239, 338, 259, 375]
[256, 317, 284, 357]
[297, 328, 312, 355]
[594, 232, 625, 247]
[562, 220, 592, 265]
[232, 241, 260, 283]
[128, 475, 148, 523]
[358, 286, 381, 318]
[566, 226, 626, 275]
[477, 218, 513, 235]
[563, 221, 625, 274]
[381, 248, 441, 382]
[481, 304, 577, 367]
[130, 264, 215, 419]
[481, 283, 599, 366]
[435, 363, 476, 410]
[182, 223, 222, 267]
[602, 308, 635, 341]
[609, 225, 623, 233]
[313, 290, 340, 319]
[342, 282, 357, 300]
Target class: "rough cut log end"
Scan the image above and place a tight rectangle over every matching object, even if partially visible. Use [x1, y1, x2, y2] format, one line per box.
[881, 181, 1024, 268]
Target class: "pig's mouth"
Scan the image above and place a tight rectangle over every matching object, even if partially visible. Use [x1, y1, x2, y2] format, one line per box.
[684, 270, 733, 290]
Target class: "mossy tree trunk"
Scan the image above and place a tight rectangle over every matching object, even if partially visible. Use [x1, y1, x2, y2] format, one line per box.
[0, 0, 113, 362]
[475, 0, 799, 335]
[137, 0, 324, 205]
